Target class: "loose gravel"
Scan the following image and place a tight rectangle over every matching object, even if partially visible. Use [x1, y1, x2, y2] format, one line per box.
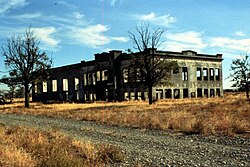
[0, 113, 249, 166]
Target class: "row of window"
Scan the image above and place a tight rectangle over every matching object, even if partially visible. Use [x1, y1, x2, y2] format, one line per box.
[35, 78, 79, 93]
[35, 69, 110, 93]
[123, 68, 143, 83]
[157, 88, 221, 99]
[122, 88, 221, 101]
[196, 68, 220, 81]
[83, 70, 108, 86]
[122, 67, 221, 83]
[124, 91, 146, 101]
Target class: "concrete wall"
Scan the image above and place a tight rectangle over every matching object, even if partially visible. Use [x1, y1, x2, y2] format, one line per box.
[32, 50, 223, 102]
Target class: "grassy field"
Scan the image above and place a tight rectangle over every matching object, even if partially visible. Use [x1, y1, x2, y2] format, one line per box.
[0, 124, 124, 167]
[0, 93, 249, 136]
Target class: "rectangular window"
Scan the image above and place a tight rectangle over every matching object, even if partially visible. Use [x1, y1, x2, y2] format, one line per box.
[182, 67, 188, 81]
[124, 92, 129, 101]
[215, 68, 220, 81]
[42, 81, 47, 93]
[197, 88, 202, 97]
[76, 92, 80, 100]
[84, 74, 87, 86]
[183, 89, 189, 98]
[92, 73, 96, 85]
[89, 93, 93, 101]
[66, 92, 69, 101]
[137, 92, 142, 100]
[204, 89, 208, 98]
[210, 68, 214, 81]
[52, 80, 57, 92]
[174, 89, 180, 99]
[196, 68, 202, 80]
[130, 92, 135, 100]
[123, 69, 129, 83]
[34, 84, 38, 93]
[63, 79, 68, 91]
[74, 78, 79, 90]
[88, 73, 92, 85]
[216, 88, 221, 96]
[165, 89, 172, 98]
[96, 71, 101, 81]
[105, 89, 108, 101]
[203, 68, 208, 81]
[144, 92, 148, 100]
[156, 89, 163, 99]
[136, 68, 141, 82]
[210, 89, 215, 97]
[102, 70, 108, 81]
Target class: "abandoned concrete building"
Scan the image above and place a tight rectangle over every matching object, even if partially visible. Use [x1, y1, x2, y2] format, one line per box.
[32, 49, 223, 102]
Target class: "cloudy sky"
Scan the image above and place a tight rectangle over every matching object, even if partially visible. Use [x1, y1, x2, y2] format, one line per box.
[0, 0, 250, 89]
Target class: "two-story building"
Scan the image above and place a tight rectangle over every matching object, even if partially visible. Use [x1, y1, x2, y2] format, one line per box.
[32, 49, 223, 102]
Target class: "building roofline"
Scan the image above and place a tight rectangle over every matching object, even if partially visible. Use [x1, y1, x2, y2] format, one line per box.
[51, 49, 223, 71]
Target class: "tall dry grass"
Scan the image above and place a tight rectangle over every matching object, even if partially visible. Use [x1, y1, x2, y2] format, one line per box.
[0, 93, 249, 136]
[0, 124, 124, 167]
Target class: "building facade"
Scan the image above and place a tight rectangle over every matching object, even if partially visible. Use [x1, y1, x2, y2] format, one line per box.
[32, 49, 223, 102]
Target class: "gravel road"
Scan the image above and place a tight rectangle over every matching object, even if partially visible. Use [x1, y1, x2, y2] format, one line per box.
[0, 113, 249, 166]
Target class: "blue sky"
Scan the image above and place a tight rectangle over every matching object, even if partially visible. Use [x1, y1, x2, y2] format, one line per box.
[0, 0, 250, 90]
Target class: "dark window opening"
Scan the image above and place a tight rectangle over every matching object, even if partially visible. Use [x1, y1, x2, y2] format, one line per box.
[182, 67, 188, 81]
[197, 68, 202, 80]
[88, 73, 92, 85]
[203, 68, 208, 81]
[123, 68, 129, 83]
[216, 88, 221, 96]
[204, 89, 208, 98]
[197, 88, 202, 97]
[174, 89, 180, 99]
[102, 70, 108, 81]
[210, 89, 215, 97]
[215, 68, 220, 81]
[156, 89, 163, 99]
[183, 89, 189, 98]
[210, 68, 214, 81]
[165, 89, 172, 98]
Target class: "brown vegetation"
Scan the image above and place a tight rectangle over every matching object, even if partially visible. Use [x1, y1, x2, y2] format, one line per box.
[0, 124, 124, 167]
[0, 93, 249, 136]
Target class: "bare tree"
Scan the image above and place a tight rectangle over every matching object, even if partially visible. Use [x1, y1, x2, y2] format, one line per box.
[128, 23, 177, 104]
[0, 28, 52, 107]
[229, 54, 250, 98]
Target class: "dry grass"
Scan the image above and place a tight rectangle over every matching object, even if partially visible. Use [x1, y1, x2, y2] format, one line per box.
[0, 124, 124, 167]
[0, 93, 249, 136]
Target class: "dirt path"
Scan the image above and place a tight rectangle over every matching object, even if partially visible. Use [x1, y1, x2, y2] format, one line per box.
[0, 113, 249, 166]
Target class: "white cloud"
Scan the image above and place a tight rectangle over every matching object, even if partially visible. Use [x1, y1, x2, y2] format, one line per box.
[33, 27, 60, 49]
[100, 0, 123, 6]
[70, 24, 128, 48]
[111, 36, 129, 42]
[12, 12, 41, 19]
[57, 1, 77, 9]
[73, 12, 84, 19]
[71, 24, 111, 47]
[164, 31, 207, 52]
[0, 0, 27, 14]
[235, 31, 246, 37]
[210, 37, 250, 51]
[135, 12, 176, 26]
